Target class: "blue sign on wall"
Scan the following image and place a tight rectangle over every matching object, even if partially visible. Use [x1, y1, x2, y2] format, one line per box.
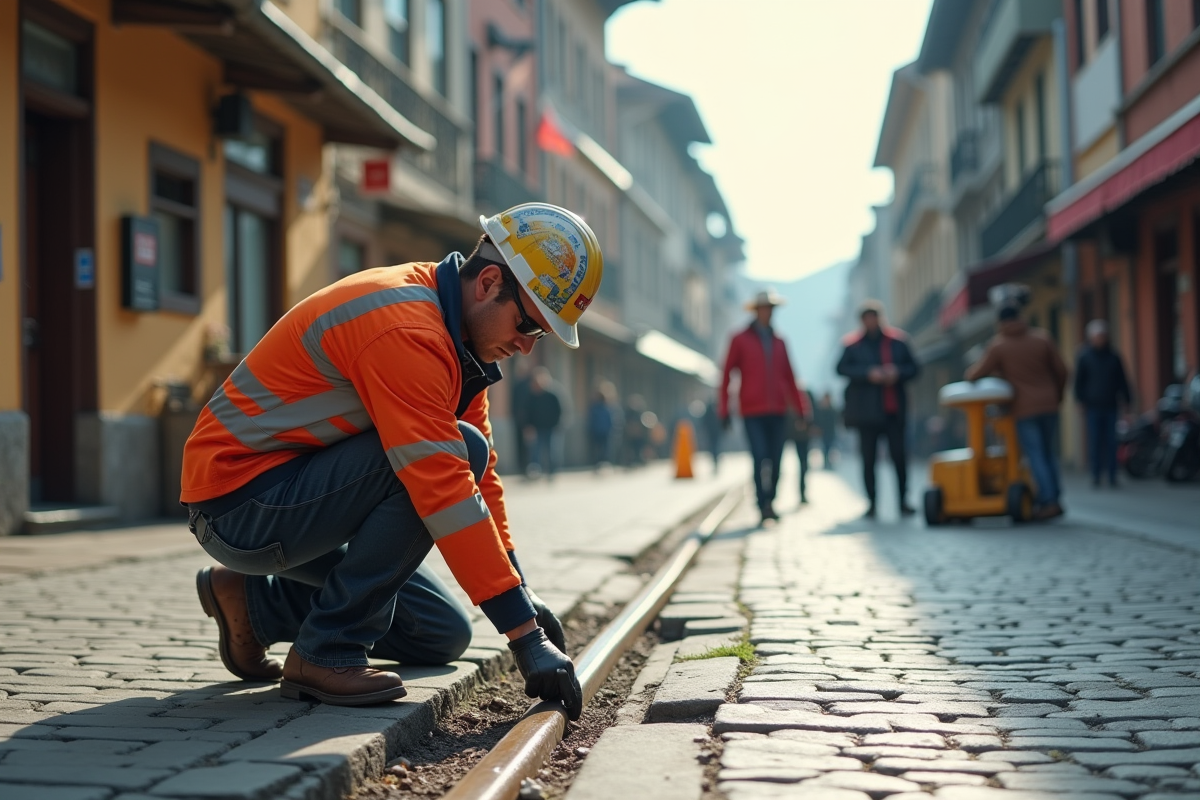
[75, 248, 95, 290]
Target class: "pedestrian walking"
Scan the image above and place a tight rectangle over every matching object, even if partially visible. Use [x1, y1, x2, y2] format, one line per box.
[526, 367, 565, 479]
[788, 389, 817, 504]
[1074, 319, 1131, 488]
[837, 301, 919, 519]
[966, 304, 1069, 520]
[621, 394, 650, 467]
[586, 381, 621, 469]
[181, 202, 600, 714]
[718, 289, 812, 524]
[813, 391, 839, 469]
[509, 360, 534, 476]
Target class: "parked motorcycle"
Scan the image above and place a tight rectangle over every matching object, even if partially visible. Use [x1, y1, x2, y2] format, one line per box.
[1121, 384, 1184, 479]
[1162, 374, 1200, 483]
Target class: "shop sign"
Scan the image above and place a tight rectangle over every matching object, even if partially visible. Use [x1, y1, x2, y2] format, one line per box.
[121, 216, 160, 311]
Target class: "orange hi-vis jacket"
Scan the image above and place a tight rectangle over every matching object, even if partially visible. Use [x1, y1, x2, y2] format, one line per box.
[181, 255, 533, 630]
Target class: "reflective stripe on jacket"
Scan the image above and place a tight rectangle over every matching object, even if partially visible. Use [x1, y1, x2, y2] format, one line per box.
[181, 258, 524, 617]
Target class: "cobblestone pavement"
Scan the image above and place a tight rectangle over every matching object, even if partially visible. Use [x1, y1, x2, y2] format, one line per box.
[0, 458, 743, 800]
[717, 464, 1200, 800]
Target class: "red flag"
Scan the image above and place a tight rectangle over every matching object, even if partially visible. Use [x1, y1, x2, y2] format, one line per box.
[536, 110, 575, 157]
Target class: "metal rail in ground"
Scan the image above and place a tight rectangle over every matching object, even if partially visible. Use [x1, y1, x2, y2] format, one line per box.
[442, 487, 745, 800]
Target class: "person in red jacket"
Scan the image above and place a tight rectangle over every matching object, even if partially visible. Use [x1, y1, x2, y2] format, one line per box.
[718, 290, 812, 523]
[182, 203, 600, 712]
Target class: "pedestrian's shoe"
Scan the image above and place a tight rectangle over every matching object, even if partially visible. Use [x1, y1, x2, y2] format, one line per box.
[1033, 502, 1065, 521]
[196, 567, 284, 682]
[899, 503, 916, 517]
[862, 504, 877, 520]
[799, 493, 809, 505]
[761, 502, 779, 521]
[280, 648, 407, 706]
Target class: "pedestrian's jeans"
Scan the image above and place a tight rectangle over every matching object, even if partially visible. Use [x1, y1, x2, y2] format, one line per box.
[857, 414, 908, 506]
[1085, 406, 1119, 486]
[1016, 412, 1062, 506]
[531, 428, 560, 476]
[743, 415, 786, 513]
[188, 424, 485, 669]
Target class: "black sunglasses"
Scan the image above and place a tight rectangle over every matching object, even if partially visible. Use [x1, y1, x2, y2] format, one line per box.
[500, 268, 549, 340]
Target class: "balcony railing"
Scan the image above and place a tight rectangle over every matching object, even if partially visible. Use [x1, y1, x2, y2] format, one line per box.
[980, 160, 1059, 259]
[893, 166, 933, 240]
[473, 159, 538, 214]
[950, 129, 979, 185]
[328, 24, 464, 193]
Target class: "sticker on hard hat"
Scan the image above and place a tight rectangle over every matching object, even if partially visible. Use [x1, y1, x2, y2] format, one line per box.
[508, 207, 588, 314]
[574, 294, 592, 311]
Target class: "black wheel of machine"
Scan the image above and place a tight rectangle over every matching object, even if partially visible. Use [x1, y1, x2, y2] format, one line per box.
[1006, 482, 1033, 523]
[923, 487, 945, 526]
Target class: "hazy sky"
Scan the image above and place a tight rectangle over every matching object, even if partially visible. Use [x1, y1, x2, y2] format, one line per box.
[608, 0, 934, 281]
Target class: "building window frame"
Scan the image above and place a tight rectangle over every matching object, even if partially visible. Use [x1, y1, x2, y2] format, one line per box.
[1095, 0, 1110, 41]
[427, 0, 448, 96]
[149, 142, 201, 315]
[336, 235, 369, 277]
[334, 0, 361, 27]
[384, 0, 410, 65]
[1146, 0, 1166, 67]
[515, 96, 528, 175]
[493, 72, 505, 166]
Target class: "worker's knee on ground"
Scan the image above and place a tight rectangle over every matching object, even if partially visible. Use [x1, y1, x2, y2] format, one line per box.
[457, 421, 490, 482]
[424, 606, 474, 664]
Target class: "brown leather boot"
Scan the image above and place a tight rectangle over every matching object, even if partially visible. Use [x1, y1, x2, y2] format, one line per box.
[280, 648, 407, 706]
[196, 567, 284, 682]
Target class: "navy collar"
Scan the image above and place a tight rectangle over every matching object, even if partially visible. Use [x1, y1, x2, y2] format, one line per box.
[436, 253, 503, 417]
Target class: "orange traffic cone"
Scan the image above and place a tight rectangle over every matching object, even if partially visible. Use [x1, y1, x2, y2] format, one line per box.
[673, 419, 695, 479]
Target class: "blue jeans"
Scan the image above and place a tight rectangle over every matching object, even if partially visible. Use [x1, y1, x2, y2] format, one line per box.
[1016, 413, 1061, 506]
[189, 425, 483, 668]
[1085, 407, 1119, 485]
[531, 428, 560, 476]
[743, 415, 786, 513]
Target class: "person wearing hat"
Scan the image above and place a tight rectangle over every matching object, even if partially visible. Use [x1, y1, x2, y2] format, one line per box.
[966, 303, 1069, 520]
[718, 290, 812, 524]
[837, 301, 920, 519]
[180, 203, 599, 715]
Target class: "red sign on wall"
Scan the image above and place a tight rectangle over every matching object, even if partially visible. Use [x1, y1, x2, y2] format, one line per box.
[361, 159, 391, 193]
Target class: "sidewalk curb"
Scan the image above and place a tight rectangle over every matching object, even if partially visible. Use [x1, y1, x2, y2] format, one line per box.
[250, 483, 741, 800]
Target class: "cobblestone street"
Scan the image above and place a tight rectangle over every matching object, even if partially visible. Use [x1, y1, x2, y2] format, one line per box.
[717, 465, 1200, 799]
[0, 460, 743, 800]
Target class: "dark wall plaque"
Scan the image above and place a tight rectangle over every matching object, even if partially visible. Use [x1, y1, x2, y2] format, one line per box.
[121, 215, 159, 311]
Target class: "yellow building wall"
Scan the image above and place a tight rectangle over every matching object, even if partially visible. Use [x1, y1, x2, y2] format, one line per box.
[0, 2, 19, 411]
[1001, 39, 1061, 189]
[1076, 127, 1119, 181]
[48, 0, 329, 414]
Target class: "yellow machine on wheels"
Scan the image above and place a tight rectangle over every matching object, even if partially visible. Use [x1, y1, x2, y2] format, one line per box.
[923, 378, 1035, 526]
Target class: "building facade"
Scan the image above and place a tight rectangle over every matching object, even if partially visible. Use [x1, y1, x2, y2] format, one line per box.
[1, 0, 438, 535]
[1050, 0, 1200, 412]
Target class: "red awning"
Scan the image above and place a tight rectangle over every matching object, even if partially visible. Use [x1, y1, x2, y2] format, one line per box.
[939, 242, 1058, 330]
[1048, 100, 1200, 241]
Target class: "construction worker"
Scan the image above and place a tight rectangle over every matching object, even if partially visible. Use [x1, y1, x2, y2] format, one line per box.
[181, 203, 601, 715]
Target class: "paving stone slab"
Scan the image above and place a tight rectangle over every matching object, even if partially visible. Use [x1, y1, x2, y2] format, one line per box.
[564, 723, 706, 800]
[0, 784, 114, 800]
[718, 782, 871, 800]
[1005, 736, 1138, 752]
[658, 603, 741, 641]
[995, 773, 1146, 794]
[149, 763, 304, 799]
[716, 767, 820, 783]
[1135, 730, 1200, 748]
[1072, 748, 1200, 767]
[802, 771, 922, 795]
[872, 757, 1013, 776]
[713, 704, 892, 735]
[0, 765, 172, 791]
[899, 770, 988, 786]
[648, 656, 739, 722]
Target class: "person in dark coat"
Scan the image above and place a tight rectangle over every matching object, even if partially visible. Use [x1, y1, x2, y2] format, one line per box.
[526, 367, 564, 479]
[1075, 319, 1132, 488]
[813, 392, 839, 469]
[788, 390, 817, 504]
[586, 381, 621, 469]
[836, 301, 920, 519]
[509, 360, 534, 475]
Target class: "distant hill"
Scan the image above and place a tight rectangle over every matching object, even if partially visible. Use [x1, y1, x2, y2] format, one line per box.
[735, 261, 852, 396]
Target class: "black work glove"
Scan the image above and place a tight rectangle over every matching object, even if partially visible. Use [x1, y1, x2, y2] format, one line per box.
[526, 589, 567, 654]
[508, 628, 583, 720]
[720, 416, 732, 432]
